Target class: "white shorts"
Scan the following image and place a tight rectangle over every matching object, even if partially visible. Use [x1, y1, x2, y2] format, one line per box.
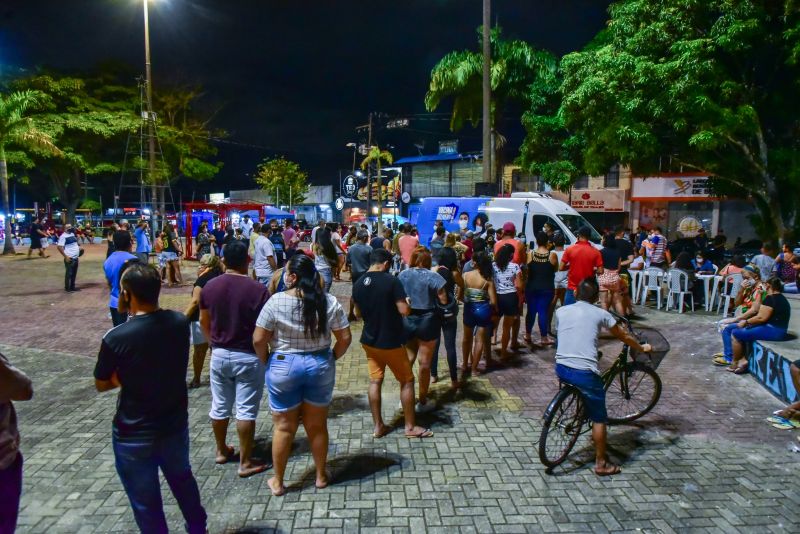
[189, 321, 206, 345]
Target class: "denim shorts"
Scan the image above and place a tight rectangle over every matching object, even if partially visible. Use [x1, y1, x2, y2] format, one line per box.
[267, 350, 335, 412]
[189, 321, 206, 346]
[555, 364, 607, 423]
[209, 348, 265, 421]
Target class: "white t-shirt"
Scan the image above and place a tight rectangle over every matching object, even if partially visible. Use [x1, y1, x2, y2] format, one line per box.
[57, 231, 80, 259]
[554, 301, 617, 374]
[253, 235, 275, 279]
[493, 262, 521, 295]
[256, 292, 349, 354]
[241, 219, 254, 238]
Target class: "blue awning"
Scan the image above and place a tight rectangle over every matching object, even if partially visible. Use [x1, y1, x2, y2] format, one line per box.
[394, 153, 480, 165]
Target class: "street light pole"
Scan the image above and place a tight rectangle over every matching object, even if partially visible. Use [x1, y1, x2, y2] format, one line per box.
[482, 0, 492, 188]
[143, 0, 159, 231]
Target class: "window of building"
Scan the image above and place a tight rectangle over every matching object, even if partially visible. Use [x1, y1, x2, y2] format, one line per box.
[604, 165, 620, 188]
[573, 175, 589, 189]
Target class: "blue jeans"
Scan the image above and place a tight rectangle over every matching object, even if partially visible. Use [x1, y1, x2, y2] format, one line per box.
[564, 289, 576, 305]
[113, 428, 207, 534]
[319, 268, 333, 292]
[267, 350, 335, 412]
[525, 289, 554, 337]
[432, 317, 459, 381]
[0, 453, 22, 534]
[732, 324, 789, 344]
[720, 322, 738, 361]
[555, 364, 607, 423]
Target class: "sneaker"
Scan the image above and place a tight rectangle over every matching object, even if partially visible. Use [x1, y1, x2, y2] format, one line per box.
[415, 401, 436, 413]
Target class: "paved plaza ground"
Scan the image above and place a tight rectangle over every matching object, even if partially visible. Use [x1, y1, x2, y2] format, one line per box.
[1, 244, 799, 533]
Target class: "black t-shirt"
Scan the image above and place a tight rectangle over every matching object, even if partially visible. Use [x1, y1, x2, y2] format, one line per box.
[30, 223, 42, 238]
[189, 270, 221, 321]
[601, 247, 621, 271]
[614, 238, 634, 272]
[765, 293, 791, 330]
[352, 271, 408, 349]
[436, 266, 456, 297]
[94, 309, 190, 440]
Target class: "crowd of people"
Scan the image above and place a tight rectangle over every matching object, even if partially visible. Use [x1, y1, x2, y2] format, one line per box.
[4, 214, 800, 532]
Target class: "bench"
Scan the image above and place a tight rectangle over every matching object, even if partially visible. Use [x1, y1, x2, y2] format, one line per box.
[747, 298, 800, 404]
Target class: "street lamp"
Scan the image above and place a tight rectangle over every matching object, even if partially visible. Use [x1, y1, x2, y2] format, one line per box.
[345, 142, 358, 173]
[142, 0, 162, 231]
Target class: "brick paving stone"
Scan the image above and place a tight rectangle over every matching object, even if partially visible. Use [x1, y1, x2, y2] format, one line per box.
[2, 249, 800, 532]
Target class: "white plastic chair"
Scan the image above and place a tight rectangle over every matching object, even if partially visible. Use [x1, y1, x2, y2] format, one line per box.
[665, 270, 694, 313]
[717, 273, 743, 317]
[640, 267, 665, 309]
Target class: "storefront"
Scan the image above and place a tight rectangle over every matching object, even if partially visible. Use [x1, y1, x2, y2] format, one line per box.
[549, 189, 629, 231]
[630, 175, 761, 243]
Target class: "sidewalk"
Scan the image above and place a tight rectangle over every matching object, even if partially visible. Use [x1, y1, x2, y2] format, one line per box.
[1, 248, 798, 532]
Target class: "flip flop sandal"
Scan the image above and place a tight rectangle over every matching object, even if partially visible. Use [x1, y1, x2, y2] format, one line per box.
[405, 428, 434, 439]
[767, 415, 790, 425]
[771, 421, 797, 430]
[712, 356, 730, 366]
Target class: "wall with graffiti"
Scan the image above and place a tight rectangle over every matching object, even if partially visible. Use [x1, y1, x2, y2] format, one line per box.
[748, 342, 799, 404]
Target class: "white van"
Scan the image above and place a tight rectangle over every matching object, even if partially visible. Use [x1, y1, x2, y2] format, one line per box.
[415, 192, 603, 247]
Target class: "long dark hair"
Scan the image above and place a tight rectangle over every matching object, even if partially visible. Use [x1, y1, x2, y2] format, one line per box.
[474, 251, 494, 281]
[289, 254, 328, 335]
[494, 243, 515, 271]
[315, 227, 338, 266]
[436, 246, 458, 272]
[675, 251, 693, 271]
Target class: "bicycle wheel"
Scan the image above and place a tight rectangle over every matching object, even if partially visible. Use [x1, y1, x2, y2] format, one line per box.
[538, 386, 587, 469]
[605, 362, 662, 424]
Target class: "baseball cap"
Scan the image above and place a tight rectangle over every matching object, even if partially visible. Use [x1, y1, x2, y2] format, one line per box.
[502, 222, 516, 234]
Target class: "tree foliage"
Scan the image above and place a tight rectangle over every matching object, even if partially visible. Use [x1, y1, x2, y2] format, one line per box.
[425, 27, 556, 132]
[254, 157, 308, 206]
[0, 89, 61, 254]
[519, 0, 800, 239]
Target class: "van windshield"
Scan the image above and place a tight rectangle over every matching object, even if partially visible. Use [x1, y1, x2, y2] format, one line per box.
[556, 214, 602, 244]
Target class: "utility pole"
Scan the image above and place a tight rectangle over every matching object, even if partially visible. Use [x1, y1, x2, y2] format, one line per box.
[366, 112, 373, 224]
[143, 0, 159, 231]
[482, 0, 492, 188]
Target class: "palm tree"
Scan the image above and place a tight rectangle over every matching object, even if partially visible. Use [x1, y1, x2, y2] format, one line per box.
[0, 90, 60, 255]
[360, 146, 393, 234]
[425, 27, 556, 184]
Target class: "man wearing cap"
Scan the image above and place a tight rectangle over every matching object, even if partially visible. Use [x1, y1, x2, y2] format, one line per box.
[493, 222, 526, 265]
[57, 224, 83, 292]
[560, 226, 604, 305]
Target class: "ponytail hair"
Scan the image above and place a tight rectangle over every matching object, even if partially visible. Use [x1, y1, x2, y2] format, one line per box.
[288, 253, 328, 335]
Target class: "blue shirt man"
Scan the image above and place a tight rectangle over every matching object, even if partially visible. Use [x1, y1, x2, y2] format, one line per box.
[103, 230, 137, 326]
[133, 222, 151, 264]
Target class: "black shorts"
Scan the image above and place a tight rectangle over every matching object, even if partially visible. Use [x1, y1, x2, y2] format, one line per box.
[403, 310, 440, 342]
[496, 292, 520, 317]
[29, 237, 42, 249]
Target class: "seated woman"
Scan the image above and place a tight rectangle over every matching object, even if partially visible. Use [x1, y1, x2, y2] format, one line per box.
[672, 252, 699, 305]
[691, 251, 716, 274]
[727, 276, 792, 374]
[712, 264, 767, 366]
[782, 256, 800, 294]
[719, 254, 746, 278]
[772, 242, 797, 285]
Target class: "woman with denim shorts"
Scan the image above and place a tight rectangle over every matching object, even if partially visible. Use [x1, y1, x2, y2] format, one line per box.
[461, 252, 497, 376]
[253, 254, 352, 497]
[313, 228, 338, 292]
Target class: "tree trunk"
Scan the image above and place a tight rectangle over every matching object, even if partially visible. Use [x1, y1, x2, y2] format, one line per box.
[0, 147, 16, 255]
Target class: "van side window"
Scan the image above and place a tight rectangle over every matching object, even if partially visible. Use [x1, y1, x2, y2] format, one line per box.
[532, 215, 573, 245]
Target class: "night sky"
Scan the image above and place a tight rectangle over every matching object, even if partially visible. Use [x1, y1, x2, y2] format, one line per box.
[2, 0, 611, 200]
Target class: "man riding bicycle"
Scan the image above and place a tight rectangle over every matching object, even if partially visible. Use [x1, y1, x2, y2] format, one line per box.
[554, 278, 651, 475]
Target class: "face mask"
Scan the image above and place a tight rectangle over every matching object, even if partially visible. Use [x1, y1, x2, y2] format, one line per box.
[458, 220, 468, 230]
[475, 225, 483, 233]
[696, 258, 703, 264]
[282, 270, 293, 289]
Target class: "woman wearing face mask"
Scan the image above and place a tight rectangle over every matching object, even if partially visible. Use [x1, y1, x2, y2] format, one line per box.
[253, 253, 352, 496]
[473, 213, 489, 239]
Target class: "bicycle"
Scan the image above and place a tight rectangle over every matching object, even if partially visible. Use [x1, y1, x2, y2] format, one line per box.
[538, 314, 670, 471]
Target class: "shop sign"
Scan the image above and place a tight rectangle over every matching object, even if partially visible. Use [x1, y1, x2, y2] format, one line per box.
[551, 189, 627, 212]
[342, 175, 359, 199]
[632, 176, 717, 200]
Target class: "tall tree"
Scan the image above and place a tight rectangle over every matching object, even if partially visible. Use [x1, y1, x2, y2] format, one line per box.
[520, 0, 800, 240]
[254, 157, 309, 207]
[0, 90, 60, 255]
[425, 27, 556, 182]
[9, 74, 137, 226]
[360, 146, 393, 233]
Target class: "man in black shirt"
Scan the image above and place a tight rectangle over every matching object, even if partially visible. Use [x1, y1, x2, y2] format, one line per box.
[26, 218, 49, 259]
[94, 263, 206, 533]
[614, 226, 635, 314]
[351, 249, 433, 439]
